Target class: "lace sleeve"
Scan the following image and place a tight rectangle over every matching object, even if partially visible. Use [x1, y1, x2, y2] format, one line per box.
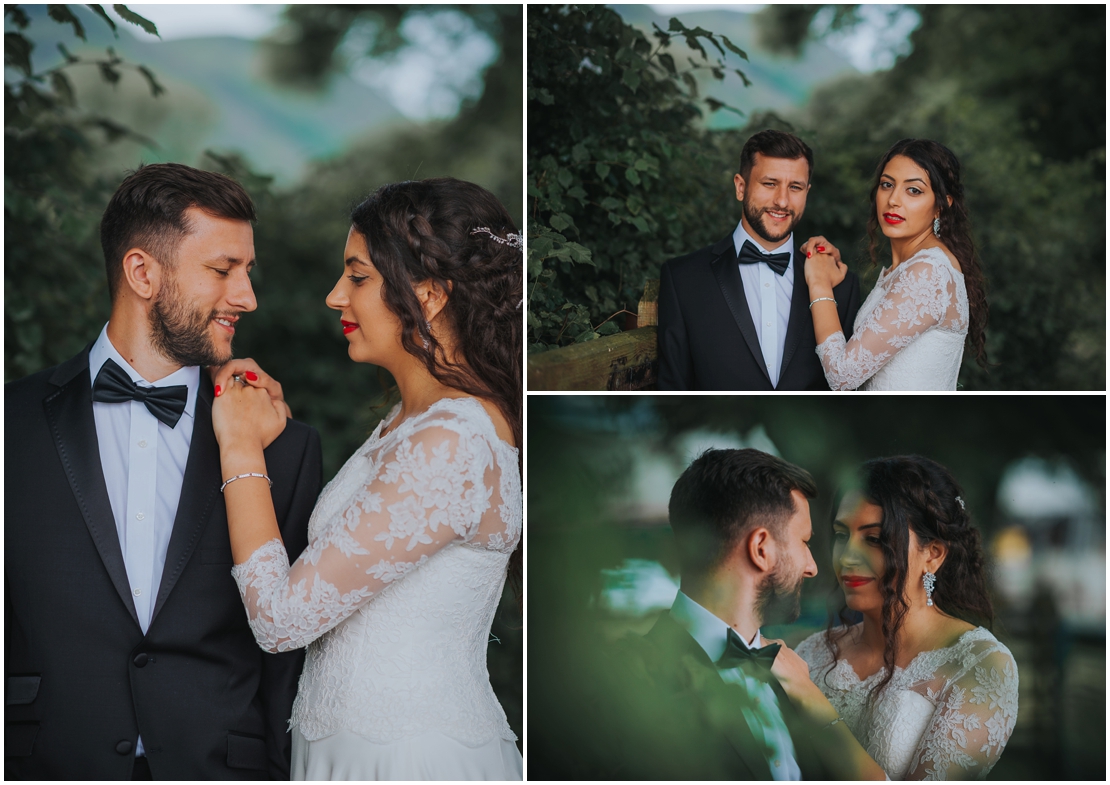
[230, 422, 509, 653]
[904, 647, 1019, 780]
[816, 257, 959, 390]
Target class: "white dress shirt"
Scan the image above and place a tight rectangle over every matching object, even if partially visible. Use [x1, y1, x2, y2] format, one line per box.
[732, 222, 795, 388]
[88, 325, 200, 757]
[670, 591, 803, 781]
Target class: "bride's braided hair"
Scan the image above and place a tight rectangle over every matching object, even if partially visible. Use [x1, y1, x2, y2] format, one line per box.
[824, 455, 993, 696]
[350, 177, 522, 596]
[866, 139, 989, 369]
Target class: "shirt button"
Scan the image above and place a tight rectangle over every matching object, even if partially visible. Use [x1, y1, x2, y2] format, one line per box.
[136, 512, 145, 521]
[138, 440, 147, 448]
[764, 282, 771, 288]
[133, 588, 141, 596]
[766, 321, 771, 327]
[774, 759, 780, 767]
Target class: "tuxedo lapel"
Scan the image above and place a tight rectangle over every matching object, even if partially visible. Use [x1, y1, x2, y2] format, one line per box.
[44, 349, 141, 629]
[646, 614, 772, 779]
[708, 235, 771, 386]
[152, 381, 221, 621]
[779, 240, 811, 382]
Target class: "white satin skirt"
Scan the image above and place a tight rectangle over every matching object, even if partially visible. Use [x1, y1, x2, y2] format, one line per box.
[291, 728, 523, 781]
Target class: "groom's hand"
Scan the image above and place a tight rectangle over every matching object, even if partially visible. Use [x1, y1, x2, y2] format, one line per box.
[211, 358, 293, 419]
[800, 236, 843, 270]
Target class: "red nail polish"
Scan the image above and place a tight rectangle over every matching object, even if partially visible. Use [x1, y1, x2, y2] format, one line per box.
[214, 385, 221, 397]
[245, 371, 258, 382]
[807, 252, 811, 258]
[817, 246, 825, 252]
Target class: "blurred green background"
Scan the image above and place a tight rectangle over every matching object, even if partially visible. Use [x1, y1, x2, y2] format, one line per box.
[529, 395, 1105, 779]
[5, 3, 521, 746]
[527, 5, 1105, 390]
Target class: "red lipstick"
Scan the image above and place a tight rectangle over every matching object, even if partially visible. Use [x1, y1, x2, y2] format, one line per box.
[883, 212, 905, 225]
[842, 575, 874, 589]
[341, 320, 358, 335]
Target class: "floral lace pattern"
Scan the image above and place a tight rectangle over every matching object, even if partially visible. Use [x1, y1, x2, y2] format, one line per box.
[231, 397, 520, 746]
[815, 247, 969, 390]
[796, 627, 1018, 780]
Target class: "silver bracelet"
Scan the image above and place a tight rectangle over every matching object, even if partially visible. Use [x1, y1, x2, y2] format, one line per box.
[822, 716, 847, 730]
[809, 297, 837, 309]
[220, 472, 272, 493]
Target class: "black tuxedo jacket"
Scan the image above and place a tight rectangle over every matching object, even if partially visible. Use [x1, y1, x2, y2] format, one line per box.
[658, 233, 861, 390]
[601, 613, 832, 780]
[5, 347, 322, 780]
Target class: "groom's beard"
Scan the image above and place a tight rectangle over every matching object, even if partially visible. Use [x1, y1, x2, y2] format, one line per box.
[744, 200, 800, 245]
[149, 273, 234, 368]
[755, 559, 805, 625]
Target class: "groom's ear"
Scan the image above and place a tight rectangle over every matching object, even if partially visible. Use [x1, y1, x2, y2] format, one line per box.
[745, 526, 775, 574]
[733, 173, 746, 203]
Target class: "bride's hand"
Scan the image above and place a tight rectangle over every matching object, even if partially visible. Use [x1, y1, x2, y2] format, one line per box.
[209, 358, 293, 419]
[766, 640, 838, 723]
[798, 236, 841, 267]
[212, 376, 288, 453]
[804, 249, 848, 292]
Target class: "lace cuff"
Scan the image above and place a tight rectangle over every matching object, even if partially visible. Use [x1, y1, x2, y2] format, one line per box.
[230, 538, 294, 651]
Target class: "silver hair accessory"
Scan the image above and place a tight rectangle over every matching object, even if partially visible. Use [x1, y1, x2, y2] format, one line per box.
[922, 570, 937, 607]
[517, 298, 524, 310]
[955, 495, 965, 510]
[933, 216, 941, 237]
[471, 226, 523, 250]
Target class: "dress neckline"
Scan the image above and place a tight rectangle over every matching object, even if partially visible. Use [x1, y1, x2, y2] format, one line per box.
[878, 245, 965, 284]
[837, 625, 987, 683]
[374, 396, 518, 454]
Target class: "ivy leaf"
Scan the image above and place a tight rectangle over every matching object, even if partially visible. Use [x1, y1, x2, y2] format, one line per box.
[625, 168, 641, 186]
[631, 216, 650, 233]
[622, 68, 641, 92]
[137, 65, 165, 97]
[5, 7, 30, 29]
[571, 142, 589, 163]
[84, 5, 117, 36]
[47, 5, 87, 40]
[734, 68, 752, 88]
[658, 52, 677, 76]
[600, 196, 622, 211]
[57, 42, 79, 63]
[721, 35, 748, 60]
[5, 32, 32, 77]
[597, 320, 620, 335]
[557, 168, 573, 188]
[98, 62, 121, 85]
[595, 162, 611, 180]
[113, 5, 160, 37]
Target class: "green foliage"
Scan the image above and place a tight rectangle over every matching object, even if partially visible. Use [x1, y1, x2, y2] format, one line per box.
[5, 4, 160, 381]
[758, 4, 1105, 389]
[527, 6, 752, 351]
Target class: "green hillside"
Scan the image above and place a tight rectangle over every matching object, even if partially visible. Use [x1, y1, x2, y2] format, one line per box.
[613, 5, 857, 128]
[17, 5, 408, 184]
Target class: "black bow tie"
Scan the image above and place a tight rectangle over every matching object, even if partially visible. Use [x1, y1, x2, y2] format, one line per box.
[92, 358, 189, 429]
[717, 627, 782, 675]
[737, 239, 791, 276]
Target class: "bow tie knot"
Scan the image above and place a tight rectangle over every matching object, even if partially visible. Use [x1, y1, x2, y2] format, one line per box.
[92, 358, 189, 429]
[717, 627, 781, 676]
[737, 239, 791, 276]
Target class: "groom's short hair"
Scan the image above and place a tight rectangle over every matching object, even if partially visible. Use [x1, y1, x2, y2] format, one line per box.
[739, 130, 814, 183]
[669, 448, 817, 577]
[100, 163, 256, 300]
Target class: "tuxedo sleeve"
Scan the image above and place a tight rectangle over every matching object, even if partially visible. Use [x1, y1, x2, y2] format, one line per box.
[657, 263, 693, 390]
[258, 423, 322, 779]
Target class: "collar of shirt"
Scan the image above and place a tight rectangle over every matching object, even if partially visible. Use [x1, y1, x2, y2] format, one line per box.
[732, 221, 794, 272]
[88, 323, 200, 422]
[670, 590, 762, 663]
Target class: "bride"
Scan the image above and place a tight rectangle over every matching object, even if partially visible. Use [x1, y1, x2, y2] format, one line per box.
[802, 139, 989, 390]
[770, 455, 1018, 780]
[210, 178, 523, 780]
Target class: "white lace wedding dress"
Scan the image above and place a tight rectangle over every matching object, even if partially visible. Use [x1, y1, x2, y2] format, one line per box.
[796, 627, 1018, 780]
[816, 246, 968, 390]
[231, 397, 523, 780]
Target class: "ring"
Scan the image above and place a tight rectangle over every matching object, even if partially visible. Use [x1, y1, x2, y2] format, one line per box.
[232, 374, 246, 385]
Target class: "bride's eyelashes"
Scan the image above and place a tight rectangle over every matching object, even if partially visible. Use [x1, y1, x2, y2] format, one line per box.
[347, 274, 369, 285]
[879, 180, 925, 196]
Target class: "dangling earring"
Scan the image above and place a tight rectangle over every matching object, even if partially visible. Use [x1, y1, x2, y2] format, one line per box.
[922, 571, 936, 607]
[422, 320, 431, 350]
[932, 216, 940, 238]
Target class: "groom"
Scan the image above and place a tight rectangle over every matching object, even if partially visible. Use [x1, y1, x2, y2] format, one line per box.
[602, 448, 833, 779]
[5, 164, 322, 779]
[658, 130, 861, 390]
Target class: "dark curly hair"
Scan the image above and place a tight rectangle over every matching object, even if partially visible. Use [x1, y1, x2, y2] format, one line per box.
[866, 139, 989, 368]
[823, 455, 993, 696]
[349, 177, 522, 594]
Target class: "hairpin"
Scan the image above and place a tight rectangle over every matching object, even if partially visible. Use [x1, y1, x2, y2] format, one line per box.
[471, 226, 523, 250]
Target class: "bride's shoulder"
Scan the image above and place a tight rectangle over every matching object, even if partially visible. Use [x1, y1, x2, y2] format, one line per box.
[904, 245, 963, 277]
[795, 626, 853, 664]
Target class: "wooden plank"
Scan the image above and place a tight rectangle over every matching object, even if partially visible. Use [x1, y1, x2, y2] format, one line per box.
[638, 278, 660, 327]
[527, 327, 658, 391]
